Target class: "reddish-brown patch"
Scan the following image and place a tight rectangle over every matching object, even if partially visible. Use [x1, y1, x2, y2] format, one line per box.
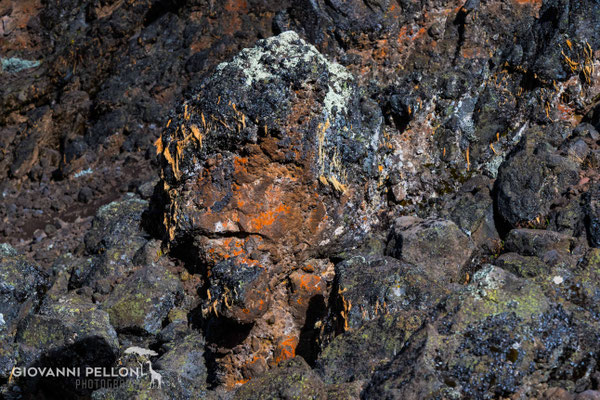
[512, 0, 543, 16]
[274, 335, 298, 364]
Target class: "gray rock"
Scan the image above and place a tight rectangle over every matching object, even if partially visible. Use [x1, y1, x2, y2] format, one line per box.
[77, 194, 150, 291]
[233, 357, 327, 400]
[364, 266, 600, 399]
[14, 293, 119, 396]
[586, 184, 600, 248]
[0, 247, 48, 334]
[496, 134, 579, 227]
[386, 217, 474, 284]
[504, 228, 575, 258]
[155, 333, 207, 393]
[101, 263, 183, 335]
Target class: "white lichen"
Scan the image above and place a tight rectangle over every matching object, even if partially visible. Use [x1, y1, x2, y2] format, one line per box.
[214, 30, 354, 119]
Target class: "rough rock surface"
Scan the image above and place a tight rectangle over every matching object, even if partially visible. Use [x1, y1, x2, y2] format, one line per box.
[386, 216, 474, 284]
[157, 30, 384, 385]
[2, 0, 600, 398]
[363, 266, 600, 399]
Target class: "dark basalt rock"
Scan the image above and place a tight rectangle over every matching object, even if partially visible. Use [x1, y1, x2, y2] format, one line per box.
[0, 245, 49, 381]
[441, 176, 499, 250]
[71, 194, 151, 294]
[101, 262, 183, 335]
[0, 244, 48, 334]
[496, 133, 580, 227]
[504, 228, 576, 258]
[331, 254, 448, 333]
[13, 293, 119, 397]
[1, 0, 600, 398]
[155, 30, 387, 384]
[585, 184, 600, 247]
[233, 357, 327, 400]
[386, 217, 474, 284]
[364, 266, 600, 399]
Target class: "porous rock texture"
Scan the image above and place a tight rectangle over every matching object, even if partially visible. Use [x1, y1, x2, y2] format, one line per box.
[1, 0, 600, 399]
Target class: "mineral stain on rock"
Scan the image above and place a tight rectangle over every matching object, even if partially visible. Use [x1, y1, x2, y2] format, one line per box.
[1, 0, 600, 399]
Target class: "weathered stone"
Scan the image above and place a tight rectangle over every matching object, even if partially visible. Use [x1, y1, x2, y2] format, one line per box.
[156, 30, 385, 384]
[441, 176, 499, 250]
[504, 228, 576, 258]
[206, 258, 271, 325]
[316, 311, 422, 385]
[101, 263, 183, 335]
[331, 254, 447, 332]
[78, 195, 150, 292]
[0, 244, 48, 333]
[16, 293, 119, 360]
[386, 217, 474, 284]
[233, 357, 326, 400]
[577, 391, 600, 400]
[364, 266, 600, 399]
[12, 293, 119, 396]
[586, 184, 600, 248]
[494, 252, 551, 279]
[496, 134, 579, 227]
[154, 333, 208, 395]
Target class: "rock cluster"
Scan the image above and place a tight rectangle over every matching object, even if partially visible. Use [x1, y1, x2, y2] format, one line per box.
[1, 0, 600, 399]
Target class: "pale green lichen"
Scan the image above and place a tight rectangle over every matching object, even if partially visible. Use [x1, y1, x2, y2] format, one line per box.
[1, 57, 40, 73]
[0, 243, 17, 257]
[461, 265, 549, 326]
[215, 31, 354, 119]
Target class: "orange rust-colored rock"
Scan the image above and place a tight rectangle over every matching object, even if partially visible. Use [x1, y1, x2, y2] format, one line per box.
[157, 31, 385, 385]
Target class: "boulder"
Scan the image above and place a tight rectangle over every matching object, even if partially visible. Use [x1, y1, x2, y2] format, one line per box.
[0, 244, 48, 334]
[233, 357, 327, 400]
[496, 134, 579, 227]
[155, 30, 385, 384]
[78, 194, 150, 292]
[102, 263, 183, 335]
[0, 245, 49, 381]
[386, 217, 474, 284]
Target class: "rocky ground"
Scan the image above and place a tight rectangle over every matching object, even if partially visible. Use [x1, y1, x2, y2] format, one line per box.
[1, 0, 600, 399]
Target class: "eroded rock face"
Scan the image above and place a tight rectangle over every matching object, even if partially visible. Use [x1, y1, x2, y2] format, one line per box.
[157, 30, 386, 385]
[386, 217, 474, 284]
[2, 0, 600, 398]
[363, 266, 600, 399]
[496, 133, 580, 227]
[0, 245, 48, 380]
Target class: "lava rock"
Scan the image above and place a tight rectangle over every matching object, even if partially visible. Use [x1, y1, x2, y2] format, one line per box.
[77, 194, 150, 291]
[14, 293, 119, 395]
[233, 357, 327, 400]
[441, 175, 499, 250]
[0, 244, 48, 333]
[504, 228, 576, 258]
[205, 258, 271, 324]
[154, 333, 208, 395]
[84, 194, 148, 255]
[494, 252, 551, 279]
[386, 217, 474, 284]
[496, 134, 579, 227]
[101, 263, 183, 335]
[332, 254, 448, 332]
[316, 311, 423, 385]
[364, 265, 600, 399]
[156, 30, 386, 383]
[585, 184, 600, 247]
